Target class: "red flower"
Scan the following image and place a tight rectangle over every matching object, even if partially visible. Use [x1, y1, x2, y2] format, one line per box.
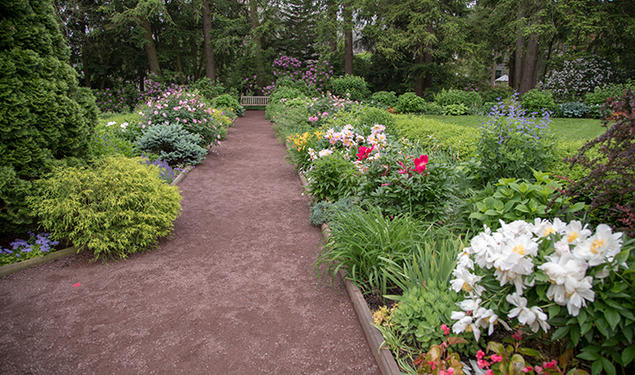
[490, 354, 503, 363]
[440, 324, 450, 335]
[356, 145, 374, 161]
[412, 154, 428, 174]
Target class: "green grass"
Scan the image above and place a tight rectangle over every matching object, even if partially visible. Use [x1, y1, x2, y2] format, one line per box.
[422, 115, 605, 141]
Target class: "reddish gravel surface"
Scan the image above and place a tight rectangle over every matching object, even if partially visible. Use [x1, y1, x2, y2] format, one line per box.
[0, 111, 379, 375]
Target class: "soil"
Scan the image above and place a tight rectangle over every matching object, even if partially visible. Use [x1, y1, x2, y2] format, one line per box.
[0, 111, 379, 375]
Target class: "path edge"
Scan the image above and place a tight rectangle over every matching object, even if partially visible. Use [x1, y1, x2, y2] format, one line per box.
[297, 172, 400, 375]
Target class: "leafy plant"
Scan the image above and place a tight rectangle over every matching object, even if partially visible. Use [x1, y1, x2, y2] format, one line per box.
[543, 57, 615, 101]
[584, 82, 633, 106]
[560, 102, 589, 118]
[370, 91, 398, 107]
[328, 75, 370, 101]
[309, 197, 356, 226]
[135, 123, 207, 167]
[477, 94, 557, 184]
[563, 90, 634, 236]
[305, 153, 358, 201]
[213, 93, 245, 117]
[468, 171, 586, 232]
[396, 92, 428, 113]
[480, 86, 514, 103]
[521, 89, 558, 114]
[317, 207, 423, 297]
[0, 232, 60, 265]
[434, 89, 483, 110]
[30, 156, 182, 260]
[442, 103, 469, 116]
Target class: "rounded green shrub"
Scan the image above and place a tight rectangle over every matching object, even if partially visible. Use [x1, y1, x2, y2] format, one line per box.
[480, 86, 513, 103]
[135, 124, 207, 167]
[30, 156, 182, 260]
[559, 101, 589, 118]
[328, 75, 370, 101]
[434, 89, 483, 110]
[521, 89, 557, 113]
[213, 93, 245, 117]
[395, 92, 428, 113]
[0, 0, 96, 233]
[306, 154, 358, 201]
[370, 91, 398, 107]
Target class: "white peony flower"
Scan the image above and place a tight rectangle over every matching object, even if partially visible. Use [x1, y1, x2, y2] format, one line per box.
[506, 293, 550, 333]
[563, 220, 592, 246]
[451, 267, 484, 295]
[540, 254, 595, 316]
[573, 224, 622, 266]
[318, 149, 333, 157]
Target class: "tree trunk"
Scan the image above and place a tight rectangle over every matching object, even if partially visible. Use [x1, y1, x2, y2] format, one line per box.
[513, 37, 524, 91]
[327, 0, 337, 52]
[343, 0, 353, 75]
[414, 52, 424, 96]
[141, 19, 160, 75]
[519, 34, 539, 94]
[202, 0, 216, 81]
[250, 0, 265, 88]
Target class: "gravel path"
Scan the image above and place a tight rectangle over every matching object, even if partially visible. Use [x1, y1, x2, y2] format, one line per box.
[0, 111, 379, 374]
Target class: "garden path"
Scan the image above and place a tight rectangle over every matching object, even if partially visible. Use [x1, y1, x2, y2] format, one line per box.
[0, 111, 379, 374]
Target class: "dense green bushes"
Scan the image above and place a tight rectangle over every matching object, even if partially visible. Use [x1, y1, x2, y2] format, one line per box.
[0, 0, 96, 234]
[136, 124, 207, 166]
[31, 156, 182, 260]
[328, 75, 370, 101]
[521, 89, 558, 113]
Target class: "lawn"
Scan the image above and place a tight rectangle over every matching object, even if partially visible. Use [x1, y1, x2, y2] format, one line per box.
[423, 115, 605, 141]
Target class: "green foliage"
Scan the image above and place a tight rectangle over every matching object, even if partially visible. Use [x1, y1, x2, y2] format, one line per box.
[89, 120, 137, 159]
[559, 102, 589, 118]
[268, 86, 306, 109]
[213, 94, 245, 117]
[550, 237, 635, 375]
[306, 154, 358, 202]
[395, 93, 428, 113]
[467, 171, 587, 232]
[394, 115, 479, 159]
[30, 156, 182, 260]
[370, 91, 398, 108]
[521, 89, 558, 114]
[390, 280, 462, 350]
[358, 106, 396, 132]
[478, 96, 557, 184]
[480, 86, 514, 103]
[328, 75, 371, 101]
[135, 124, 207, 167]
[0, 0, 96, 234]
[584, 83, 634, 106]
[317, 207, 424, 296]
[190, 77, 238, 100]
[309, 197, 356, 226]
[442, 103, 469, 116]
[434, 89, 483, 111]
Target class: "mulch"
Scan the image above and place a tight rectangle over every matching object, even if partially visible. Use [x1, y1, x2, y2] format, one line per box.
[0, 111, 379, 374]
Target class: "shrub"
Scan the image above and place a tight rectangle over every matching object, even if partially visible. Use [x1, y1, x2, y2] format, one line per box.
[0, 0, 96, 233]
[370, 91, 398, 108]
[441, 103, 469, 116]
[434, 89, 483, 111]
[480, 86, 514, 103]
[89, 120, 137, 159]
[328, 75, 371, 101]
[213, 93, 245, 117]
[560, 101, 589, 118]
[564, 90, 635, 236]
[30, 156, 182, 260]
[306, 153, 358, 202]
[467, 171, 586, 232]
[309, 197, 356, 226]
[394, 115, 479, 159]
[396, 92, 428, 113]
[543, 57, 615, 101]
[521, 89, 558, 113]
[135, 124, 207, 167]
[139, 90, 224, 147]
[478, 94, 557, 184]
[584, 82, 633, 105]
[358, 106, 396, 132]
[189, 77, 237, 100]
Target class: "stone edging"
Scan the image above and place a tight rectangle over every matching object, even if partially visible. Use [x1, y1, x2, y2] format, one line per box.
[298, 173, 400, 375]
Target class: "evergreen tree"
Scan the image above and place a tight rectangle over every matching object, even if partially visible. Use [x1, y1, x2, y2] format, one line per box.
[0, 0, 96, 234]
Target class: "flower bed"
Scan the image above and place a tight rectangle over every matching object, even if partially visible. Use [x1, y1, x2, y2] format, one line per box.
[267, 81, 634, 375]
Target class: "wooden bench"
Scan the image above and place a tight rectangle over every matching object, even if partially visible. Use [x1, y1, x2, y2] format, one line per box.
[240, 96, 269, 107]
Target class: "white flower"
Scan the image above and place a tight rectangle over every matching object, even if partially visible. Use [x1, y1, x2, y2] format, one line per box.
[451, 298, 482, 340]
[499, 220, 534, 238]
[531, 218, 566, 237]
[473, 307, 509, 337]
[573, 224, 622, 266]
[563, 221, 592, 245]
[540, 254, 595, 316]
[106, 121, 116, 127]
[318, 149, 333, 157]
[450, 267, 484, 295]
[493, 235, 538, 292]
[506, 293, 550, 333]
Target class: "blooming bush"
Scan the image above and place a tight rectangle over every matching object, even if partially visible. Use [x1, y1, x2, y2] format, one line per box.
[478, 94, 556, 184]
[138, 90, 225, 148]
[449, 218, 625, 337]
[542, 57, 615, 102]
[0, 232, 60, 265]
[140, 154, 181, 184]
[93, 77, 179, 113]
